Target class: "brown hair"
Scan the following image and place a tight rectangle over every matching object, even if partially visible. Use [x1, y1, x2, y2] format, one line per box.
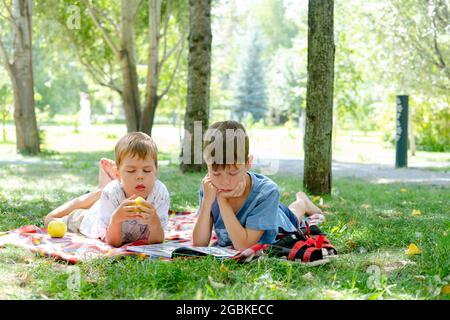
[203, 120, 249, 170]
[115, 132, 158, 168]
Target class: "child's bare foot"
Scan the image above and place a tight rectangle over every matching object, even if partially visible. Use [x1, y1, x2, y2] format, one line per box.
[99, 158, 118, 188]
[295, 192, 323, 216]
[288, 199, 307, 220]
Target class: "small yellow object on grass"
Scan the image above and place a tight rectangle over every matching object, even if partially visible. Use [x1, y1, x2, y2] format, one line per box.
[411, 209, 422, 216]
[442, 285, 450, 295]
[48, 220, 67, 238]
[405, 243, 422, 255]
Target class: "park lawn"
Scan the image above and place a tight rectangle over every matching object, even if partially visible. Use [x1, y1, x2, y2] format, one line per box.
[0, 150, 449, 300]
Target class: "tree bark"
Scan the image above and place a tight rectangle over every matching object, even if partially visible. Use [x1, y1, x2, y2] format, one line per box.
[120, 0, 141, 132]
[141, 0, 161, 136]
[303, 0, 335, 195]
[180, 0, 212, 173]
[1, 0, 40, 154]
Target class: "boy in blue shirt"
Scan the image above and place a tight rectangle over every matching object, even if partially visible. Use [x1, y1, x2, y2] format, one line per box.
[193, 121, 325, 251]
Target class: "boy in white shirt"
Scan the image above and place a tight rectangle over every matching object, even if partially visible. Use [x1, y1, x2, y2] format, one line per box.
[44, 132, 169, 247]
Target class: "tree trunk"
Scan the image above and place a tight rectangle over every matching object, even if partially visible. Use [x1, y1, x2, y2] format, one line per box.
[120, 0, 141, 132]
[303, 0, 335, 195]
[141, 0, 161, 136]
[180, 0, 212, 173]
[6, 0, 40, 154]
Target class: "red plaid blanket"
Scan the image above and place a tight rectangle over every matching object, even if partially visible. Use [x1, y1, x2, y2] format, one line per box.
[0, 210, 212, 264]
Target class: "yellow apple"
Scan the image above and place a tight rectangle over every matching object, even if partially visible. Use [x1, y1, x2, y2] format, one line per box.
[134, 196, 147, 212]
[48, 220, 67, 238]
[135, 196, 145, 206]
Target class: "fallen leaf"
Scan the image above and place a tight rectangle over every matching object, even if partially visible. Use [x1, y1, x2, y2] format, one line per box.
[411, 209, 422, 216]
[347, 240, 357, 249]
[406, 243, 422, 255]
[208, 275, 225, 289]
[301, 272, 314, 281]
[219, 263, 229, 273]
[195, 289, 203, 300]
[367, 292, 383, 300]
[443, 285, 450, 295]
[17, 271, 31, 287]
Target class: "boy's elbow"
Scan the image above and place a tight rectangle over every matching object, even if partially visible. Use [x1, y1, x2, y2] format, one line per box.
[233, 240, 256, 251]
[233, 244, 248, 251]
[192, 238, 208, 247]
[106, 237, 122, 248]
[147, 235, 164, 244]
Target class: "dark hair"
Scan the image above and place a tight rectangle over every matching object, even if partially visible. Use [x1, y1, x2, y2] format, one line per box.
[203, 120, 249, 170]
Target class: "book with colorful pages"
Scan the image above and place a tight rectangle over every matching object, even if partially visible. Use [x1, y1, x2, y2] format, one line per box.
[127, 243, 238, 259]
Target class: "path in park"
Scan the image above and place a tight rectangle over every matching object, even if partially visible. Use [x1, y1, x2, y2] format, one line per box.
[253, 158, 450, 186]
[1, 157, 449, 186]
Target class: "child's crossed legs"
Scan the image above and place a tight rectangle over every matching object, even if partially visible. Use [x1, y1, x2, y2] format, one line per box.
[288, 192, 325, 226]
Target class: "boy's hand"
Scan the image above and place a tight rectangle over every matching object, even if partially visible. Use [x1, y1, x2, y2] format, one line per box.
[217, 175, 246, 200]
[134, 199, 159, 226]
[111, 195, 143, 224]
[202, 174, 217, 206]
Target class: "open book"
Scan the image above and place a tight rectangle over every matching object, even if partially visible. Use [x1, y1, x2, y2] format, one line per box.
[126, 242, 239, 259]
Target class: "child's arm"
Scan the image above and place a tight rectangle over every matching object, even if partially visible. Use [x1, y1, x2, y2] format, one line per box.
[106, 197, 141, 247]
[135, 200, 165, 244]
[192, 201, 214, 246]
[217, 196, 264, 251]
[192, 175, 216, 246]
[44, 189, 101, 227]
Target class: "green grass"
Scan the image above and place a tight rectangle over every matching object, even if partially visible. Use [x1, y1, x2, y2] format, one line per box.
[0, 150, 449, 300]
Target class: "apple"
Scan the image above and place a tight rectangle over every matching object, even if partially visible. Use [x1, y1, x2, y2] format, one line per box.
[48, 220, 67, 238]
[134, 196, 147, 212]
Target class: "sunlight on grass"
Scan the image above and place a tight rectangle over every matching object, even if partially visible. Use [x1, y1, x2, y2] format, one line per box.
[0, 133, 449, 299]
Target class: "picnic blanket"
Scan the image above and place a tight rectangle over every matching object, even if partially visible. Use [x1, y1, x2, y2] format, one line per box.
[0, 210, 204, 264]
[0, 210, 337, 265]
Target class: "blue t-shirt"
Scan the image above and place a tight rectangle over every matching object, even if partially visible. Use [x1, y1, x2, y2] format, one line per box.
[199, 171, 299, 247]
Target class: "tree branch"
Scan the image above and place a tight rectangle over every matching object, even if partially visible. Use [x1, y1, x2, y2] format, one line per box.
[1, 0, 15, 22]
[80, 57, 123, 95]
[1, 0, 20, 43]
[430, 8, 450, 79]
[161, 1, 170, 63]
[158, 27, 187, 75]
[83, 0, 121, 58]
[158, 34, 186, 100]
[91, 6, 121, 38]
[0, 36, 12, 75]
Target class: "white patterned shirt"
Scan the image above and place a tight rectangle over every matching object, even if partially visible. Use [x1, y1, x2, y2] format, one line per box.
[80, 179, 169, 243]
